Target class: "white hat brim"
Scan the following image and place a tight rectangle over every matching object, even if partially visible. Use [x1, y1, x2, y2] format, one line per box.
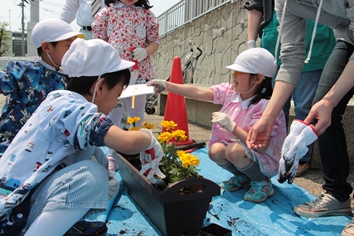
[118, 60, 135, 72]
[53, 32, 85, 42]
[225, 64, 257, 74]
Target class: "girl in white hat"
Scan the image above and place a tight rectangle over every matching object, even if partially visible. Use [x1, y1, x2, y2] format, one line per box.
[148, 48, 287, 203]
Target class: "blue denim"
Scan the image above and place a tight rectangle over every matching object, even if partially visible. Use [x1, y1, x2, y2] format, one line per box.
[312, 40, 354, 202]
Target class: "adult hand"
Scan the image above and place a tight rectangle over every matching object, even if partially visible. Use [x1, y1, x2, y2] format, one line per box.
[246, 117, 273, 149]
[133, 47, 148, 62]
[304, 99, 333, 135]
[146, 79, 167, 94]
[211, 112, 236, 132]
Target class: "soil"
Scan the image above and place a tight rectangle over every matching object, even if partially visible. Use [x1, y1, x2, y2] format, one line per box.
[119, 153, 205, 193]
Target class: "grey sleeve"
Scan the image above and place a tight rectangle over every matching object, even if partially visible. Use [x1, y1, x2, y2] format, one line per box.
[274, 0, 306, 86]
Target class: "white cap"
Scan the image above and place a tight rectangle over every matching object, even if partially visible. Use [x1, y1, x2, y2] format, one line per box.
[225, 48, 277, 78]
[32, 18, 85, 48]
[61, 38, 135, 77]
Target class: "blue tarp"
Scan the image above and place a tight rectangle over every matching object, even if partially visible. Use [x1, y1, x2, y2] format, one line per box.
[100, 147, 351, 235]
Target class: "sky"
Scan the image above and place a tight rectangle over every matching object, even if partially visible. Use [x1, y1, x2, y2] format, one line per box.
[1, 0, 180, 32]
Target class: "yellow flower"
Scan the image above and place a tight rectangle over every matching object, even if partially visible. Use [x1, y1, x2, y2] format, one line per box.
[127, 116, 141, 125]
[171, 130, 187, 141]
[177, 150, 199, 169]
[128, 127, 140, 131]
[160, 120, 177, 132]
[157, 132, 172, 143]
[142, 122, 155, 129]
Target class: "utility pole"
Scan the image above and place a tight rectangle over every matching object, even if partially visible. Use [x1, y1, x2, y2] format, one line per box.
[27, 0, 39, 56]
[9, 10, 11, 31]
[19, 0, 25, 56]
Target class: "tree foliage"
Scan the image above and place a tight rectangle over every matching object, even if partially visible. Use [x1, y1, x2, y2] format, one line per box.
[0, 22, 11, 57]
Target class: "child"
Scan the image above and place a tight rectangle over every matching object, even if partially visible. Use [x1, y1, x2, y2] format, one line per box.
[0, 38, 164, 235]
[0, 18, 84, 156]
[147, 48, 287, 203]
[92, 0, 159, 170]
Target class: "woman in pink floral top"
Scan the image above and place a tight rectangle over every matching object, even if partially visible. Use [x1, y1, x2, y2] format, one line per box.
[147, 48, 287, 203]
[92, 0, 159, 167]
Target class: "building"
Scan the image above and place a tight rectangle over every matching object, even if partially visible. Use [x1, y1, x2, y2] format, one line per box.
[12, 32, 27, 56]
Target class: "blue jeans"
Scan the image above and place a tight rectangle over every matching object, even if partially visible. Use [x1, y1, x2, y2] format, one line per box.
[311, 40, 354, 202]
[273, 70, 322, 163]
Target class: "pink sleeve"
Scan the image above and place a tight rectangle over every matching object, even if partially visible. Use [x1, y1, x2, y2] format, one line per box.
[211, 83, 232, 105]
[92, 7, 109, 41]
[146, 10, 160, 44]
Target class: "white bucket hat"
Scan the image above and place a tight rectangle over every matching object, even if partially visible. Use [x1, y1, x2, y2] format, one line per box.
[225, 48, 277, 78]
[31, 18, 85, 48]
[61, 38, 135, 77]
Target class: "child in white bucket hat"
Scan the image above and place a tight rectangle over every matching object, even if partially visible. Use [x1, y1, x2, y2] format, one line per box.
[148, 47, 287, 203]
[0, 18, 84, 157]
[0, 38, 164, 235]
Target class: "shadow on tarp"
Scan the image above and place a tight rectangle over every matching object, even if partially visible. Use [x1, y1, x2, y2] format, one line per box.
[102, 147, 351, 235]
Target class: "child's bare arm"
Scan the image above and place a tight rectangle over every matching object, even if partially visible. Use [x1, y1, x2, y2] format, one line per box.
[103, 125, 152, 154]
[147, 79, 214, 102]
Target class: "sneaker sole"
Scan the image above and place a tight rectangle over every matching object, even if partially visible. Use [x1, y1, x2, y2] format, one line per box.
[244, 187, 275, 203]
[220, 183, 250, 192]
[294, 206, 352, 218]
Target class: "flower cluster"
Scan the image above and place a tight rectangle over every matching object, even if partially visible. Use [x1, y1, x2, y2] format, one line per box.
[158, 120, 200, 184]
[127, 116, 155, 130]
[126, 117, 200, 185]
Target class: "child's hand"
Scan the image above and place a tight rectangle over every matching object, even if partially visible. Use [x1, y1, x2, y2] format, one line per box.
[211, 112, 237, 132]
[146, 79, 167, 94]
[108, 171, 119, 199]
[138, 128, 166, 186]
[133, 47, 148, 62]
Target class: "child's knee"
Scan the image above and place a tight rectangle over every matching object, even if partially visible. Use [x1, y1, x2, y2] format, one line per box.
[225, 142, 246, 162]
[208, 143, 226, 162]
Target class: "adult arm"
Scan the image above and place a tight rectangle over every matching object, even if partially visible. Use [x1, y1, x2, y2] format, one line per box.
[247, 80, 294, 149]
[247, 9, 263, 48]
[304, 59, 354, 135]
[247, 0, 306, 149]
[60, 0, 80, 24]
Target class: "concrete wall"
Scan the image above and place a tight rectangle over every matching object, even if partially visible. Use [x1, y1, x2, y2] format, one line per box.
[151, 0, 248, 85]
[150, 0, 354, 169]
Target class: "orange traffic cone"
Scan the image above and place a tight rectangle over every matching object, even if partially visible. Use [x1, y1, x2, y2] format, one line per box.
[163, 56, 194, 146]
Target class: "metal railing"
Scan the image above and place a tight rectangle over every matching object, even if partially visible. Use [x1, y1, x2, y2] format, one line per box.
[0, 56, 40, 69]
[157, 0, 231, 37]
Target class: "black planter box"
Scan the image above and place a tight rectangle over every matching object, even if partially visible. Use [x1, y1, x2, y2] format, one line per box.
[115, 153, 221, 236]
[199, 223, 232, 236]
